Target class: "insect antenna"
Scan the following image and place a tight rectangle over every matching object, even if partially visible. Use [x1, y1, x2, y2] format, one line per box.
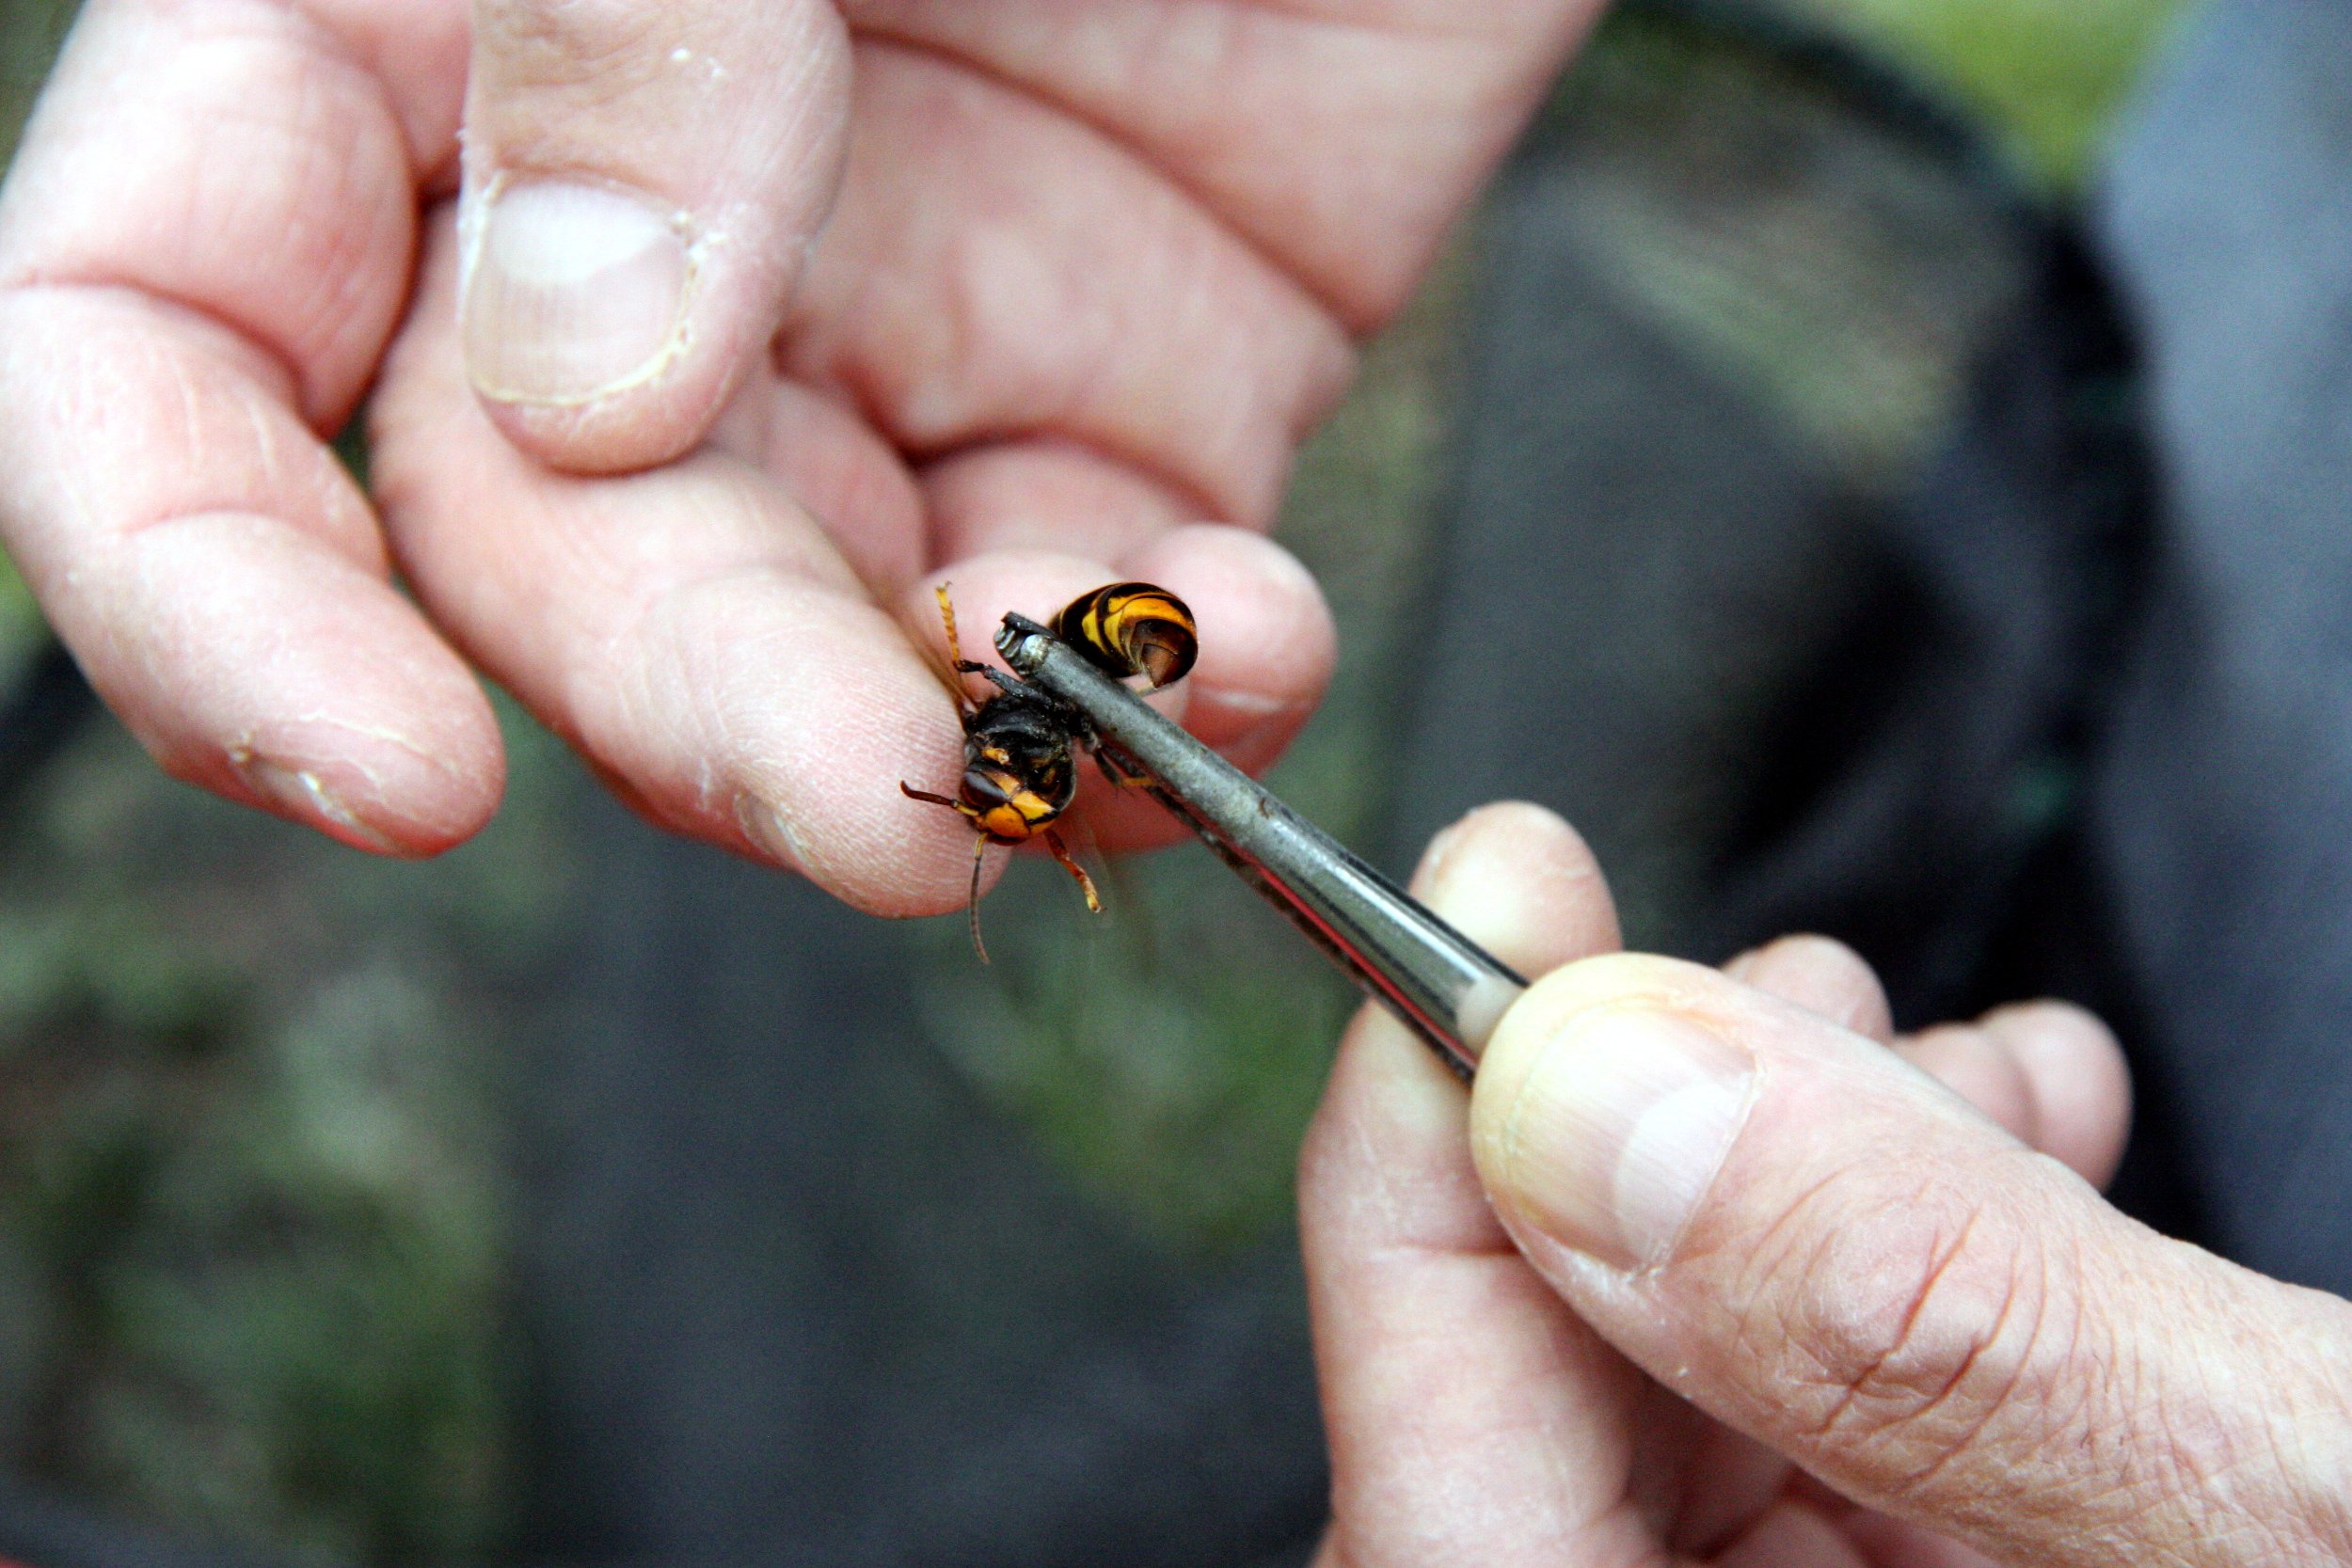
[918, 583, 980, 713]
[966, 832, 992, 965]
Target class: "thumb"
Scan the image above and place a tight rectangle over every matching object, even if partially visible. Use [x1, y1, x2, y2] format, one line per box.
[459, 0, 850, 471]
[1470, 955, 2352, 1568]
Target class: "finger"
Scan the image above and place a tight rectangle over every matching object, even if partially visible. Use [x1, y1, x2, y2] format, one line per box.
[1725, 935, 1895, 1043]
[1719, 942, 2132, 1189]
[1470, 957, 2352, 1568]
[373, 211, 986, 914]
[1895, 1006, 2133, 1190]
[461, 0, 851, 471]
[1891, 1023, 2041, 1161]
[1840, 1512, 2008, 1568]
[1712, 1501, 1870, 1568]
[0, 0, 501, 853]
[711, 373, 929, 602]
[921, 439, 1194, 567]
[839, 0, 1606, 327]
[783, 44, 1356, 531]
[1976, 1002, 2132, 1189]
[1301, 804, 1647, 1562]
[1, 0, 462, 424]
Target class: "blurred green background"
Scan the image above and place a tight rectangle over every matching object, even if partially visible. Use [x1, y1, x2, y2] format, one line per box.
[0, 0, 2187, 1561]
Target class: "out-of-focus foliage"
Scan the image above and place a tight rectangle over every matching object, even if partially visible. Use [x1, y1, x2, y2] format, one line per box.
[0, 703, 579, 1563]
[1793, 0, 2192, 188]
[0, 0, 75, 677]
[1545, 10, 2031, 494]
[0, 0, 72, 166]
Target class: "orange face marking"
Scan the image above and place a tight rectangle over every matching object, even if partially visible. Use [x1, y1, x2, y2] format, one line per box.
[967, 767, 1060, 842]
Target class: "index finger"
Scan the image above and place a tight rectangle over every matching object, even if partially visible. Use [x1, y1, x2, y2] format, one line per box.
[1299, 804, 1640, 1562]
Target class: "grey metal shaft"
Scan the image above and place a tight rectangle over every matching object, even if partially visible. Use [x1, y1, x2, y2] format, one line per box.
[998, 615, 1525, 1075]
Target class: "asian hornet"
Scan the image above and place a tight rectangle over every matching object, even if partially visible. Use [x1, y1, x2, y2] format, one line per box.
[901, 582, 1200, 961]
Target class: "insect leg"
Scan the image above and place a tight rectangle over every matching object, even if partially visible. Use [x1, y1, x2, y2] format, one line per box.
[1042, 828, 1103, 914]
[1089, 737, 1152, 790]
[927, 585, 981, 716]
[958, 664, 1028, 702]
[936, 584, 967, 667]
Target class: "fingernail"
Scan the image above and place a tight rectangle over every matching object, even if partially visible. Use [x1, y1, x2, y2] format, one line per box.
[463, 179, 692, 405]
[241, 760, 402, 855]
[1494, 1007, 1756, 1270]
[1413, 816, 1472, 895]
[1419, 818, 1540, 957]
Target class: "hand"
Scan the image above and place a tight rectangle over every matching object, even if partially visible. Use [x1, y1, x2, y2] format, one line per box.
[1302, 803, 2352, 1566]
[0, 0, 1602, 910]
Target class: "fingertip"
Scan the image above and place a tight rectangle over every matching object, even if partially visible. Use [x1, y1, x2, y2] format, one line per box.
[1981, 1001, 2134, 1189]
[1469, 953, 1716, 1172]
[1483, 952, 1719, 1063]
[457, 0, 853, 473]
[1415, 802, 1619, 975]
[1899, 1023, 2039, 1148]
[703, 585, 993, 920]
[459, 176, 720, 473]
[1725, 934, 1895, 1043]
[205, 668, 505, 859]
[224, 713, 505, 860]
[1120, 525, 1334, 753]
[473, 356, 737, 477]
[75, 515, 508, 860]
[458, 190, 792, 477]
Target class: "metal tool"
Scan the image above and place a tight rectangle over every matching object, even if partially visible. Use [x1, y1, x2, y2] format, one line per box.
[996, 613, 1527, 1078]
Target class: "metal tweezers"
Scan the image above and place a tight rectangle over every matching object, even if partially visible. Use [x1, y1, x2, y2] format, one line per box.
[997, 614, 1527, 1079]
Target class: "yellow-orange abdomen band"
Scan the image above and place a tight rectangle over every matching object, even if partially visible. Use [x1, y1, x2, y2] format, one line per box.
[1054, 582, 1199, 689]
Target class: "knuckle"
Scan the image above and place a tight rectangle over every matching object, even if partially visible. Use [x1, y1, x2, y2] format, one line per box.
[1751, 1163, 2085, 1492]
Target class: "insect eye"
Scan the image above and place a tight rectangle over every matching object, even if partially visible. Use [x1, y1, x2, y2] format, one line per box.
[961, 766, 1019, 811]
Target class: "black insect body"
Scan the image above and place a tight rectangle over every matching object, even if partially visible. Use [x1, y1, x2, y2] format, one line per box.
[900, 582, 1200, 960]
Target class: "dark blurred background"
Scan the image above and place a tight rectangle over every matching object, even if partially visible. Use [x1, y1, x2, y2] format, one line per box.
[0, 1, 2194, 1564]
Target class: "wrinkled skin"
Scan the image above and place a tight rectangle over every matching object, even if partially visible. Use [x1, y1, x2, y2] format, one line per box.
[1304, 803, 2352, 1568]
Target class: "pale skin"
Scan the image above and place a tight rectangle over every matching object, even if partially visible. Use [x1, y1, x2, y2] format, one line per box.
[1306, 803, 2352, 1566]
[0, 0, 1605, 909]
